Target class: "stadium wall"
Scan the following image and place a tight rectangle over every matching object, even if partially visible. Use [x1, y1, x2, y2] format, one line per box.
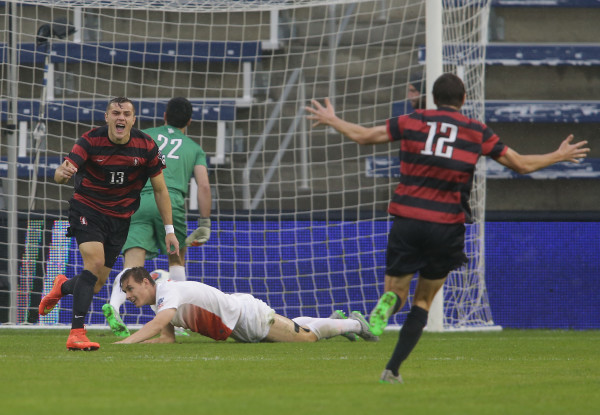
[1, 219, 598, 329]
[485, 221, 599, 330]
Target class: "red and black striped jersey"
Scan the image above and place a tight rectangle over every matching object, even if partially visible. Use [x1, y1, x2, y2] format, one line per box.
[65, 125, 166, 219]
[386, 107, 508, 224]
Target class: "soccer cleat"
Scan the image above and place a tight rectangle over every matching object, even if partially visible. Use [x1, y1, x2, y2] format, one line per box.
[369, 291, 398, 336]
[174, 327, 190, 337]
[38, 274, 68, 316]
[329, 310, 358, 342]
[66, 328, 100, 351]
[379, 369, 403, 384]
[102, 304, 130, 337]
[349, 311, 379, 342]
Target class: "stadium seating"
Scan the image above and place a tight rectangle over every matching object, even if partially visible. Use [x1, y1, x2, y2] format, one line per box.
[393, 99, 600, 124]
[0, 40, 262, 65]
[491, 0, 599, 7]
[413, 43, 600, 124]
[0, 40, 263, 165]
[383, 2, 600, 180]
[0, 98, 236, 123]
[0, 156, 62, 179]
[364, 156, 600, 180]
[419, 44, 600, 67]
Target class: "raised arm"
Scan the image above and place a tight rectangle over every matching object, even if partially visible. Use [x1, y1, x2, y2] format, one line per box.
[306, 98, 389, 145]
[149, 172, 179, 255]
[496, 134, 590, 174]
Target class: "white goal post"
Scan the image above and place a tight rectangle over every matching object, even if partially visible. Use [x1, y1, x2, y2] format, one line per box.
[0, 0, 498, 332]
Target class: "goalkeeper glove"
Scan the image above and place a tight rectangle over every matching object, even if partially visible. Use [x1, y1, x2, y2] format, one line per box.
[185, 218, 211, 247]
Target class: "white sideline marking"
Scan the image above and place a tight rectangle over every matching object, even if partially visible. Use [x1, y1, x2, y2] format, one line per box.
[0, 324, 145, 330]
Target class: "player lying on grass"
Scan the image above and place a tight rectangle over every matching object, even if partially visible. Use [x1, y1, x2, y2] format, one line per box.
[114, 267, 378, 344]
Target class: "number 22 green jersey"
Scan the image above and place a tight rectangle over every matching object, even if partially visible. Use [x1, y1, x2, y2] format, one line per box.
[140, 125, 207, 196]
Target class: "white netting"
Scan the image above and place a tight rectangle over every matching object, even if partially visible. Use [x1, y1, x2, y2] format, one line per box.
[0, 0, 495, 330]
[442, 0, 496, 329]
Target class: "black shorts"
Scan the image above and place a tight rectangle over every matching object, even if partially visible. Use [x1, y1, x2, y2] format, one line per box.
[66, 202, 131, 268]
[386, 216, 468, 280]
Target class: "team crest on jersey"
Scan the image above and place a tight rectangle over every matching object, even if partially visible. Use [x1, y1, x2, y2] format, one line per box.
[157, 297, 164, 310]
[80, 216, 87, 225]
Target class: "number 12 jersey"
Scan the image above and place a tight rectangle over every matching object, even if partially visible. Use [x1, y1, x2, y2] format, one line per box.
[386, 107, 507, 224]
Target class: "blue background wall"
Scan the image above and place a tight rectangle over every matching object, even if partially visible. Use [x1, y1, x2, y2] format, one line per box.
[53, 220, 599, 329]
[485, 222, 600, 329]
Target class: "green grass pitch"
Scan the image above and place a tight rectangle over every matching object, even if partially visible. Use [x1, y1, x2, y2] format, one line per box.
[0, 329, 598, 415]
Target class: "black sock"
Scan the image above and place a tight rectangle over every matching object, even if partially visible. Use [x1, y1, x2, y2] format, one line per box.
[71, 270, 98, 330]
[385, 305, 428, 376]
[61, 275, 78, 296]
[390, 292, 402, 314]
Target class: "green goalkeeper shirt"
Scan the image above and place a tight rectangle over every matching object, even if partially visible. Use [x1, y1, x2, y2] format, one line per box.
[140, 125, 207, 197]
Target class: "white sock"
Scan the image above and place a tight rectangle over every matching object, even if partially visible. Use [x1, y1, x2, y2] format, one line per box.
[109, 268, 130, 313]
[169, 265, 186, 281]
[292, 317, 361, 340]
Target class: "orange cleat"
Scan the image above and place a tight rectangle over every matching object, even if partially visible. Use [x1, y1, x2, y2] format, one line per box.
[66, 328, 100, 351]
[38, 274, 68, 316]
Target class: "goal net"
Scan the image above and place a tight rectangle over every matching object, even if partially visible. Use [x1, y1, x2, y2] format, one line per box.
[0, 0, 496, 331]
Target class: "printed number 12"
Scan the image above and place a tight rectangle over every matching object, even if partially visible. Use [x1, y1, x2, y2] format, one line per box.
[421, 122, 457, 159]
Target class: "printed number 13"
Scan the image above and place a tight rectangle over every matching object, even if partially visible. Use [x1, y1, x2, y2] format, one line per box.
[110, 171, 125, 184]
[421, 122, 457, 159]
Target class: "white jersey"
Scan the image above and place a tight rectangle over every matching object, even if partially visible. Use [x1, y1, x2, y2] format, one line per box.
[153, 280, 274, 342]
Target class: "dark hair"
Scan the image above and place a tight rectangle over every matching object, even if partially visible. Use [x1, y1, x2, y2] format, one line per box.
[432, 73, 465, 108]
[106, 97, 135, 114]
[409, 71, 424, 95]
[165, 97, 193, 128]
[120, 267, 155, 291]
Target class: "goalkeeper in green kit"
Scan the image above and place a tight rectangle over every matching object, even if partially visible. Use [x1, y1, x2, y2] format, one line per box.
[103, 97, 212, 337]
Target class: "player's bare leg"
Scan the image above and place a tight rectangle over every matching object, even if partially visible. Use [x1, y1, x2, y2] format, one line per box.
[264, 315, 319, 342]
[411, 276, 446, 311]
[168, 249, 186, 281]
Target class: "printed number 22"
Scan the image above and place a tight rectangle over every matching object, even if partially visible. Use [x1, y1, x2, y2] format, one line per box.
[157, 134, 182, 159]
[421, 122, 457, 159]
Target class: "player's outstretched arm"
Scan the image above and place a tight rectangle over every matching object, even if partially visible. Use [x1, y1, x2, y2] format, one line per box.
[114, 309, 176, 344]
[305, 98, 388, 145]
[496, 134, 590, 174]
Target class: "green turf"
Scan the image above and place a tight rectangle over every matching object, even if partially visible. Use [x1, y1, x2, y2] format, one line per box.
[0, 329, 598, 415]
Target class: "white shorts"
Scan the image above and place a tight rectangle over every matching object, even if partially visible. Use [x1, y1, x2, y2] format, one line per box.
[229, 294, 275, 343]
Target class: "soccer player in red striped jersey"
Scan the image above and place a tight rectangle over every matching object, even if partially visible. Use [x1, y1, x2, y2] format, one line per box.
[39, 97, 179, 351]
[306, 73, 590, 383]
